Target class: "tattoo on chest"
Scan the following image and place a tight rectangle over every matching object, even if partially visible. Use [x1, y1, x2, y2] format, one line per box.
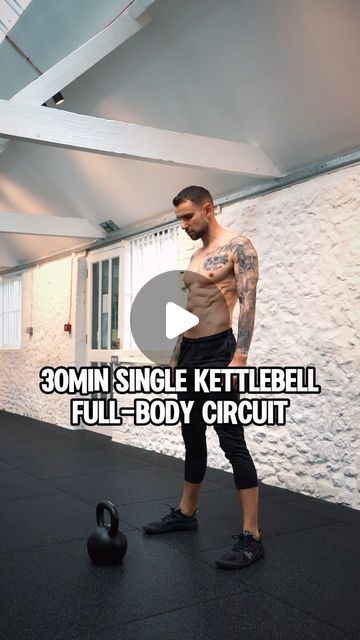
[191, 237, 256, 274]
[201, 240, 235, 272]
[202, 254, 228, 270]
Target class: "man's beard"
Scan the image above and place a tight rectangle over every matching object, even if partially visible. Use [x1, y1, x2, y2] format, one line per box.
[188, 226, 206, 240]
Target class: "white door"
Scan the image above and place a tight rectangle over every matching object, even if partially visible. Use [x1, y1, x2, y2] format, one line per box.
[86, 242, 124, 435]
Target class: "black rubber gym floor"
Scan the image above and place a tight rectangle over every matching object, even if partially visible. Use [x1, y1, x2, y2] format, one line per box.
[0, 409, 359, 640]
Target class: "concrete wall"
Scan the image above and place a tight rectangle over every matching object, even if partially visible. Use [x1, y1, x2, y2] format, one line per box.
[0, 164, 359, 507]
[113, 164, 360, 509]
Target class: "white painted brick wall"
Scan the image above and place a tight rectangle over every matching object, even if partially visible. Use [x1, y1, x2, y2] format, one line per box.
[0, 165, 359, 508]
[0, 254, 87, 428]
[113, 165, 360, 509]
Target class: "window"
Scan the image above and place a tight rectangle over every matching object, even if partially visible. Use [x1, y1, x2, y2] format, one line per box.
[0, 273, 22, 349]
[90, 256, 120, 351]
[123, 225, 179, 349]
[87, 225, 179, 355]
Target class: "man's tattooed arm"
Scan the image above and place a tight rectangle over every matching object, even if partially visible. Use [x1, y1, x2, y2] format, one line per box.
[232, 237, 259, 364]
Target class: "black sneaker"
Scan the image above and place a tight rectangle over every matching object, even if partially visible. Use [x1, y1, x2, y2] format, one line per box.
[142, 504, 198, 534]
[215, 529, 264, 569]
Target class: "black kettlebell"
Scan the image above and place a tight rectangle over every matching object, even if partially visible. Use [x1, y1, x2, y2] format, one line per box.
[87, 500, 127, 566]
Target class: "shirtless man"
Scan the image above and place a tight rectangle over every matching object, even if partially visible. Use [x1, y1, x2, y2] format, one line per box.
[143, 185, 264, 569]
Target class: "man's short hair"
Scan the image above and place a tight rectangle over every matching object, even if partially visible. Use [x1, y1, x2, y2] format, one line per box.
[173, 185, 214, 208]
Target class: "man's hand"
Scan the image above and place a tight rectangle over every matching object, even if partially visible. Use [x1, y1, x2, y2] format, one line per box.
[228, 354, 247, 390]
[169, 358, 177, 386]
[228, 354, 247, 368]
[169, 334, 183, 370]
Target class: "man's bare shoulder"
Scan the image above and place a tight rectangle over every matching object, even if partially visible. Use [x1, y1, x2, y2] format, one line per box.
[188, 233, 256, 262]
[210, 232, 252, 253]
[226, 234, 257, 253]
[188, 247, 202, 262]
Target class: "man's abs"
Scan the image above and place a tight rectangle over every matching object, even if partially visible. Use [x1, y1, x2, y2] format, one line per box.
[183, 276, 237, 338]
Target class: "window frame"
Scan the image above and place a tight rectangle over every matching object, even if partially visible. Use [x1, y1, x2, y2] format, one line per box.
[0, 271, 22, 350]
[86, 241, 125, 364]
[86, 224, 179, 363]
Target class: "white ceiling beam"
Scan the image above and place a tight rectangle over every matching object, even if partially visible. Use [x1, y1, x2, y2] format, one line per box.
[0, 257, 17, 268]
[0, 0, 32, 44]
[0, 211, 105, 238]
[0, 100, 281, 177]
[13, 1, 155, 106]
[0, 0, 156, 153]
[0, 239, 18, 267]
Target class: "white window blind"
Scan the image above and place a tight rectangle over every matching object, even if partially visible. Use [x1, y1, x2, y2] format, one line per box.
[124, 225, 179, 349]
[0, 273, 22, 349]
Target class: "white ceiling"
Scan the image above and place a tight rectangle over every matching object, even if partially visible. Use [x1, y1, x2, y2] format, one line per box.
[0, 0, 359, 268]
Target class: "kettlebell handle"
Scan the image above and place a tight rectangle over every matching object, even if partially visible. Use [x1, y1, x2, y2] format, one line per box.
[96, 500, 119, 538]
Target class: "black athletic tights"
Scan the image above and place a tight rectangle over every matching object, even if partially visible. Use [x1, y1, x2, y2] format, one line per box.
[177, 328, 258, 490]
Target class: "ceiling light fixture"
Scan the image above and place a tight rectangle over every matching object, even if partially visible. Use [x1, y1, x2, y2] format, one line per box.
[52, 92, 64, 106]
[99, 220, 120, 233]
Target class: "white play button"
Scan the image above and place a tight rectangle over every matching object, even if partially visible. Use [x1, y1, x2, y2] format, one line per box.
[166, 302, 199, 340]
[130, 270, 230, 364]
